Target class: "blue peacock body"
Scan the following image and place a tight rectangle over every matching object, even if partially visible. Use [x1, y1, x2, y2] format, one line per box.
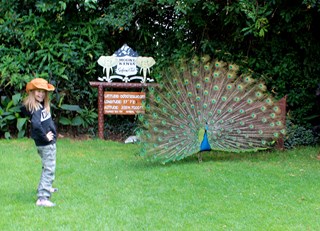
[137, 55, 286, 163]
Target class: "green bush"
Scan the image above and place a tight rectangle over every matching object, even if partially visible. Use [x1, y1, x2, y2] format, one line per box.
[0, 93, 27, 139]
[54, 104, 98, 137]
[0, 0, 319, 138]
[104, 116, 138, 141]
[284, 120, 320, 149]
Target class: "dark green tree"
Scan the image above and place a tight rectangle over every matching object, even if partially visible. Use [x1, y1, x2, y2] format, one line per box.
[0, 0, 319, 137]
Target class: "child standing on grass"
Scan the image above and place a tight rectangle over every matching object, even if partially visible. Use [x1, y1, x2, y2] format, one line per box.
[22, 78, 58, 207]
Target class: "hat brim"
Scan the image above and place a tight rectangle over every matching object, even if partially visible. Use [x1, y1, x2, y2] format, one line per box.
[26, 80, 55, 93]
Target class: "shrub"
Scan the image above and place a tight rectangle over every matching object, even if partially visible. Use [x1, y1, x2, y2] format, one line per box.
[0, 93, 27, 139]
[104, 116, 138, 141]
[284, 120, 320, 149]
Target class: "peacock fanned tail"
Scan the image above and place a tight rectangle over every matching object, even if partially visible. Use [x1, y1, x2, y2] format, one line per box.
[137, 55, 286, 164]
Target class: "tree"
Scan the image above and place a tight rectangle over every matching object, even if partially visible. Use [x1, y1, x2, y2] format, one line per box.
[0, 0, 319, 137]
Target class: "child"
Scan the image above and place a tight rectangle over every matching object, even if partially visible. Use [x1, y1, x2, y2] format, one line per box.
[23, 78, 58, 207]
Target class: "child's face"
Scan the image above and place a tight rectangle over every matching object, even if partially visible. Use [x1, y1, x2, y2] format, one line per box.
[34, 90, 46, 103]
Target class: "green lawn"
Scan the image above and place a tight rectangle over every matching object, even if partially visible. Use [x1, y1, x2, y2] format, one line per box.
[0, 138, 319, 230]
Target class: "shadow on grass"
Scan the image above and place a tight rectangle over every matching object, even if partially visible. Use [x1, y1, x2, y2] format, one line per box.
[131, 148, 280, 168]
[9, 189, 36, 206]
[178, 150, 277, 164]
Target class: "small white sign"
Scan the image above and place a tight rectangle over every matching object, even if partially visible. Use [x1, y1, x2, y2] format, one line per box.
[115, 56, 138, 76]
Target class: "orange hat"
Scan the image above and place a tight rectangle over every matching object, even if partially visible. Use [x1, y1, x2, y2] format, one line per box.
[26, 78, 55, 93]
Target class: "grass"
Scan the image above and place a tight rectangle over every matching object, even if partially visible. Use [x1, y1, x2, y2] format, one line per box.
[0, 138, 320, 230]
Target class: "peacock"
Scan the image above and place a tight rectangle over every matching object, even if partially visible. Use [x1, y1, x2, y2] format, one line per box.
[137, 55, 286, 164]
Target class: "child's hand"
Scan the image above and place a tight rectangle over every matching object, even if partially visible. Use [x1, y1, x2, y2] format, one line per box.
[46, 131, 54, 141]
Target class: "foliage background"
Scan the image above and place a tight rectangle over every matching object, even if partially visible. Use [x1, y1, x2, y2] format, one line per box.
[0, 0, 319, 140]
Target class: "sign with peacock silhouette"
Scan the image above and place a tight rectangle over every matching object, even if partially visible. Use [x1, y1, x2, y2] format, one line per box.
[97, 44, 156, 83]
[137, 55, 286, 164]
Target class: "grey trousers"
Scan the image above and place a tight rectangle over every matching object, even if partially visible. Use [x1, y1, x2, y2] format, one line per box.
[36, 143, 56, 199]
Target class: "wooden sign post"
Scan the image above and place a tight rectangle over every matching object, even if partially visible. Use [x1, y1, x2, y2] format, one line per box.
[90, 44, 157, 139]
[89, 82, 157, 139]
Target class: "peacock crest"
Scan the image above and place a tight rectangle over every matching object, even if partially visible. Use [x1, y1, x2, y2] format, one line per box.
[137, 55, 286, 164]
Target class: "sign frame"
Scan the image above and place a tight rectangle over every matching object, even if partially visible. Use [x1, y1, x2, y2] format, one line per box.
[89, 82, 158, 139]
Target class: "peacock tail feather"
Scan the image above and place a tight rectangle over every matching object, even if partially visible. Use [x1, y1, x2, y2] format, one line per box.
[137, 55, 286, 164]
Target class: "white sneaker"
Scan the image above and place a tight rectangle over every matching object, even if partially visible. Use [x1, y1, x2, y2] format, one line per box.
[36, 199, 56, 207]
[50, 188, 58, 193]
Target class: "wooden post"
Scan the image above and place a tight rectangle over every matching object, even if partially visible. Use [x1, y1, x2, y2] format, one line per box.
[276, 95, 287, 150]
[98, 85, 104, 139]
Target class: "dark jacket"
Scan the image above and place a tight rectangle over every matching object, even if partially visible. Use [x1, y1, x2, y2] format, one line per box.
[22, 105, 57, 146]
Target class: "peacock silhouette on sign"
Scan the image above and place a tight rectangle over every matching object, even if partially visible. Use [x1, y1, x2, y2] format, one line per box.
[137, 55, 286, 164]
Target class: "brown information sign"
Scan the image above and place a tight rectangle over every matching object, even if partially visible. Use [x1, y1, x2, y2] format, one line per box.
[104, 91, 145, 115]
